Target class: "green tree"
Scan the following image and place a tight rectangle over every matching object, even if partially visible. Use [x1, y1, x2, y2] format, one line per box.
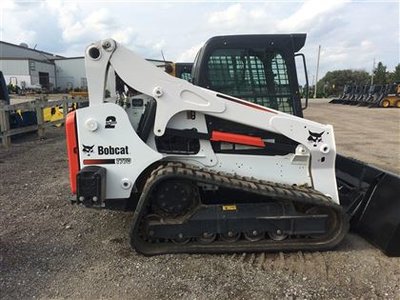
[388, 64, 400, 83]
[373, 62, 387, 84]
[316, 69, 370, 97]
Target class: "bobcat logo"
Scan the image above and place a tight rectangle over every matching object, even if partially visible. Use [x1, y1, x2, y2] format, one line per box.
[82, 144, 95, 156]
[308, 131, 324, 147]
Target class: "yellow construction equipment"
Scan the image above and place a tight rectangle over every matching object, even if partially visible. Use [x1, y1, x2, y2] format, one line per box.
[380, 83, 400, 108]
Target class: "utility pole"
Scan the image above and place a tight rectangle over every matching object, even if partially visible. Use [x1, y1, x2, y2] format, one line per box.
[313, 45, 321, 99]
[312, 75, 315, 96]
[371, 57, 376, 85]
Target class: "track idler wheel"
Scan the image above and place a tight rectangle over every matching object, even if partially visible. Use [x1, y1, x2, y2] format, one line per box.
[268, 229, 288, 241]
[220, 231, 241, 242]
[244, 230, 265, 242]
[171, 234, 191, 245]
[197, 232, 217, 244]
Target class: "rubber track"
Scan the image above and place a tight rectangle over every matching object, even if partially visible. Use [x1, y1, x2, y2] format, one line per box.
[130, 162, 349, 255]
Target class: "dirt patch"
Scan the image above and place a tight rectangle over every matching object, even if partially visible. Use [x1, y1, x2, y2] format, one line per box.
[1, 102, 399, 299]
[304, 100, 400, 174]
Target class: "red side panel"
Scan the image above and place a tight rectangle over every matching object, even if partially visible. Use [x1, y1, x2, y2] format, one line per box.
[210, 131, 265, 148]
[66, 111, 80, 194]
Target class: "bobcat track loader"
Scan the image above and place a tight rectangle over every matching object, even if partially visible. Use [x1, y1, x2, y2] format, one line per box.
[66, 35, 399, 256]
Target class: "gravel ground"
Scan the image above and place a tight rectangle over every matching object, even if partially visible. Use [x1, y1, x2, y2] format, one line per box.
[1, 101, 399, 299]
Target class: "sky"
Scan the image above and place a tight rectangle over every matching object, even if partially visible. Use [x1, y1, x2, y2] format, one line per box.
[0, 0, 399, 83]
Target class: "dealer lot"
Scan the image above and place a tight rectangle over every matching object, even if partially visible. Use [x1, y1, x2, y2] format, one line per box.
[1, 100, 399, 299]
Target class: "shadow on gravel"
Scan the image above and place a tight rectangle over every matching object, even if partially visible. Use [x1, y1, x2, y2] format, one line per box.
[0, 235, 81, 299]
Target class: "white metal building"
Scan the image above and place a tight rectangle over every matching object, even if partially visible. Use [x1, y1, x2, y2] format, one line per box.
[0, 41, 89, 91]
[54, 57, 86, 91]
[0, 41, 170, 92]
[0, 41, 61, 90]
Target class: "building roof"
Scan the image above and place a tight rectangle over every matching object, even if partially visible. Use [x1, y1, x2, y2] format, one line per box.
[0, 40, 65, 62]
[55, 56, 84, 60]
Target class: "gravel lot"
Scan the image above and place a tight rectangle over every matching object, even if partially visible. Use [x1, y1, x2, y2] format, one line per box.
[1, 101, 399, 299]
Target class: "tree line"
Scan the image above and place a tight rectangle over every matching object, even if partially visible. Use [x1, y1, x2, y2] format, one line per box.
[312, 62, 400, 97]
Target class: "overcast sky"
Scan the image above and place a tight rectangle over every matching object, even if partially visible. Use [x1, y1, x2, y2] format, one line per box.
[1, 0, 399, 82]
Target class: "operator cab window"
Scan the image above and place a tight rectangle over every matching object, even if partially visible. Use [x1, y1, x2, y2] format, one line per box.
[180, 72, 192, 81]
[207, 49, 294, 114]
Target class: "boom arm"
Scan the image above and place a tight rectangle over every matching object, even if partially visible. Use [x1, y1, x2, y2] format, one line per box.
[84, 39, 339, 203]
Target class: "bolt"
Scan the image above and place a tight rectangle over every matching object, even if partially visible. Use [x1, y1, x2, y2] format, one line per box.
[121, 179, 131, 189]
[85, 118, 98, 132]
[79, 196, 85, 202]
[92, 196, 98, 202]
[277, 229, 282, 235]
[102, 41, 111, 49]
[228, 231, 233, 237]
[252, 230, 258, 236]
[178, 233, 184, 239]
[153, 86, 163, 98]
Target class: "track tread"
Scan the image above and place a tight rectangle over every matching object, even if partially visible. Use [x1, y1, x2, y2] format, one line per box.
[130, 162, 349, 255]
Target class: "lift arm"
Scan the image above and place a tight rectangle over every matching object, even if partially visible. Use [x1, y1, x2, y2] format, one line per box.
[84, 39, 339, 203]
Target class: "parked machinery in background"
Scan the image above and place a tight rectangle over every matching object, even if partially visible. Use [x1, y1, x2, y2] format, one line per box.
[330, 83, 399, 108]
[329, 84, 353, 104]
[165, 63, 193, 81]
[374, 83, 400, 108]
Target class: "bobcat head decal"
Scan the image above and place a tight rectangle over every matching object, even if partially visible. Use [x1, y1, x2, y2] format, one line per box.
[82, 144, 95, 156]
[308, 131, 324, 147]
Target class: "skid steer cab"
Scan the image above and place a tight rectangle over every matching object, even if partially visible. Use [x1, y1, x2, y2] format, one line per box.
[66, 35, 399, 257]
